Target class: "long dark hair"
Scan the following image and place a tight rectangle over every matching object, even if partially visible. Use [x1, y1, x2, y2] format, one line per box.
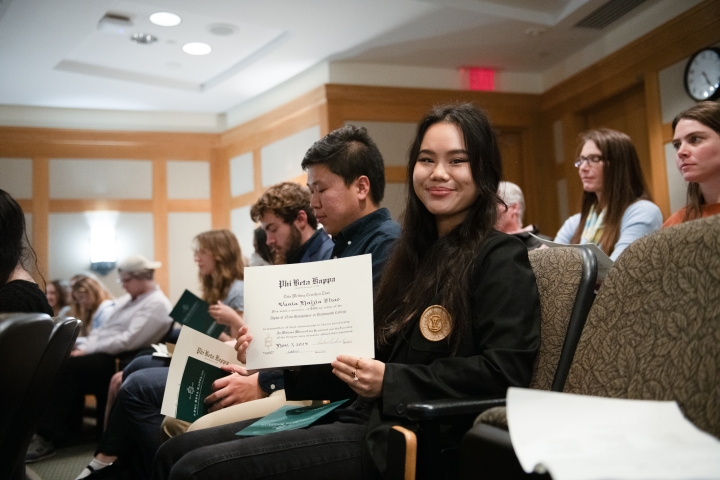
[374, 103, 502, 354]
[569, 129, 650, 256]
[672, 101, 720, 221]
[0, 189, 42, 286]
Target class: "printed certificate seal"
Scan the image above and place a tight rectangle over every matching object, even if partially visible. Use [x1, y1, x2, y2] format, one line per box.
[419, 305, 452, 341]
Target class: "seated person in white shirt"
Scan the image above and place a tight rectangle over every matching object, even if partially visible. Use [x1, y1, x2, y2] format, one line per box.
[26, 255, 172, 463]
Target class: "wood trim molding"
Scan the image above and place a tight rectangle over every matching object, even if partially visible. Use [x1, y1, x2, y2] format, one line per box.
[385, 166, 406, 183]
[166, 199, 212, 211]
[644, 71, 670, 218]
[325, 84, 541, 128]
[32, 157, 49, 278]
[152, 159, 169, 294]
[48, 199, 154, 212]
[662, 123, 674, 144]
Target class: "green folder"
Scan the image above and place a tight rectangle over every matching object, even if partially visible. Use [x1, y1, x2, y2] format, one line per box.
[170, 289, 225, 339]
[236, 399, 349, 436]
[176, 356, 229, 423]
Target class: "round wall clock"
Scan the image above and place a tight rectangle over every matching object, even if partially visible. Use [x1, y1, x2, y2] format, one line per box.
[684, 47, 720, 101]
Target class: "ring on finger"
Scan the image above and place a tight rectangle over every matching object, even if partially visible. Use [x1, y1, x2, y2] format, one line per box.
[352, 370, 358, 381]
[355, 358, 361, 370]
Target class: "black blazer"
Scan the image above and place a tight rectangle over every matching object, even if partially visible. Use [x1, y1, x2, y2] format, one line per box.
[367, 232, 540, 477]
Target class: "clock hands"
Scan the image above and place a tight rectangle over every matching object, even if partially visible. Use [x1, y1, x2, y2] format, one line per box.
[702, 71, 713, 87]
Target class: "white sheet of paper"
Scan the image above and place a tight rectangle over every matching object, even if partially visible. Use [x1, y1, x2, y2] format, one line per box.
[529, 233, 613, 281]
[507, 388, 720, 480]
[244, 254, 375, 370]
[160, 326, 243, 418]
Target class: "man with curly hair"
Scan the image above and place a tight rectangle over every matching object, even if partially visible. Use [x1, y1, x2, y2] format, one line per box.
[250, 182, 333, 264]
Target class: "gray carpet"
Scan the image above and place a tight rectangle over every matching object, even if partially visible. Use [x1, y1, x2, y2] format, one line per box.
[25, 442, 97, 480]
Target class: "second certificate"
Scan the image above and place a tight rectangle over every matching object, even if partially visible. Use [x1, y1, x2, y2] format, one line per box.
[244, 254, 375, 370]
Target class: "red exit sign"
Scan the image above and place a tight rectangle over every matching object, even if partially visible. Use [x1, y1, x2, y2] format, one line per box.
[460, 67, 495, 91]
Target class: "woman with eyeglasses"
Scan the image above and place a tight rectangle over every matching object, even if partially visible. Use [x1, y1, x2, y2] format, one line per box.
[554, 128, 662, 261]
[663, 101, 720, 227]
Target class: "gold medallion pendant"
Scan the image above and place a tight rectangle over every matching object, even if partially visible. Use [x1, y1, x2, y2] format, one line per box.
[419, 305, 452, 341]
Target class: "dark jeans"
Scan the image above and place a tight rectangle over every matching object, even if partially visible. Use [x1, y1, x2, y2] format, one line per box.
[153, 418, 366, 480]
[37, 353, 117, 442]
[97, 355, 170, 480]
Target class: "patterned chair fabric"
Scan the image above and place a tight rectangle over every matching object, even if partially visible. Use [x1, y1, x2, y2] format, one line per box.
[473, 247, 592, 431]
[527, 247, 584, 391]
[564, 214, 720, 438]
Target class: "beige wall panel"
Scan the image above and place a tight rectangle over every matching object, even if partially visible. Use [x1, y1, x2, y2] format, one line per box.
[230, 152, 254, 197]
[658, 58, 697, 124]
[48, 212, 154, 299]
[261, 126, 320, 187]
[49, 159, 152, 199]
[231, 205, 255, 262]
[0, 158, 33, 198]
[383, 183, 407, 222]
[664, 142, 688, 214]
[345, 121, 417, 167]
[167, 161, 210, 200]
[168, 212, 212, 304]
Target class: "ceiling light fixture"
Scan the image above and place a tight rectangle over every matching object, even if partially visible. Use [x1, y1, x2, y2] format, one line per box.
[150, 12, 181, 27]
[183, 42, 212, 55]
[207, 23, 237, 36]
[131, 33, 158, 44]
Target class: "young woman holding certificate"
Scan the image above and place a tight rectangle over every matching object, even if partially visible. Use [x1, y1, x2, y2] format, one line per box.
[154, 104, 541, 480]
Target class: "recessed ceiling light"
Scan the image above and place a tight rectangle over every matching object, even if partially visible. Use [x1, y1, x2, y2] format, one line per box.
[207, 23, 237, 36]
[183, 42, 212, 55]
[131, 33, 158, 44]
[150, 12, 181, 27]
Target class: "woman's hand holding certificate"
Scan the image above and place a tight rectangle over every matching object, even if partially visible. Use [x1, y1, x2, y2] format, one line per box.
[331, 355, 385, 399]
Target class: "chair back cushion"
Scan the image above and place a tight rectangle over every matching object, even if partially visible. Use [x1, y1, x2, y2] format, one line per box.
[527, 247, 584, 391]
[0, 314, 53, 451]
[565, 214, 720, 438]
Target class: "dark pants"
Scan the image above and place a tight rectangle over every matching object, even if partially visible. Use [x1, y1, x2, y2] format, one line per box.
[153, 418, 365, 480]
[97, 355, 170, 480]
[37, 353, 117, 443]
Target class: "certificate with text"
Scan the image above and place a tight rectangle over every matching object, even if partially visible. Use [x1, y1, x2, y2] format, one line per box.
[244, 254, 375, 370]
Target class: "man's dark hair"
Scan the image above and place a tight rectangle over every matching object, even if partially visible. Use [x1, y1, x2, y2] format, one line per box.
[301, 125, 385, 205]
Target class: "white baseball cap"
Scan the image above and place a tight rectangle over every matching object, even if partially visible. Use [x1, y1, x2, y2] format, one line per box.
[117, 254, 161, 273]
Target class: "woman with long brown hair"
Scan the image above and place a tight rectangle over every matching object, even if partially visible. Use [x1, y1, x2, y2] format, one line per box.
[663, 101, 720, 226]
[71, 275, 115, 339]
[554, 128, 662, 260]
[154, 103, 541, 480]
[193, 229, 245, 338]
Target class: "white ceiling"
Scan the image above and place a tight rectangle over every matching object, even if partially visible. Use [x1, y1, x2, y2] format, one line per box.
[0, 0, 701, 120]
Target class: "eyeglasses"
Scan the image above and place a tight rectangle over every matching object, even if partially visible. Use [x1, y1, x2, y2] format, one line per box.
[574, 155, 604, 168]
[117, 276, 134, 284]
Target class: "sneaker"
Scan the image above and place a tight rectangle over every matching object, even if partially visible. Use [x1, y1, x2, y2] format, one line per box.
[25, 434, 55, 463]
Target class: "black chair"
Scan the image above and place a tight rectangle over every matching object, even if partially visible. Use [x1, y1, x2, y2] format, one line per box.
[386, 246, 598, 480]
[1, 316, 80, 480]
[0, 313, 54, 448]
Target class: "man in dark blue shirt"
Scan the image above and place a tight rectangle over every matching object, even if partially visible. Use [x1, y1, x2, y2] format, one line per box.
[282, 124, 401, 400]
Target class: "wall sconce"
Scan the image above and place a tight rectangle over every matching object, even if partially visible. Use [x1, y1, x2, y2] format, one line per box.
[87, 211, 118, 276]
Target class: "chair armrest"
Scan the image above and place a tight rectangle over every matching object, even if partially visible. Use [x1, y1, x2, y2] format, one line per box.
[406, 396, 506, 421]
